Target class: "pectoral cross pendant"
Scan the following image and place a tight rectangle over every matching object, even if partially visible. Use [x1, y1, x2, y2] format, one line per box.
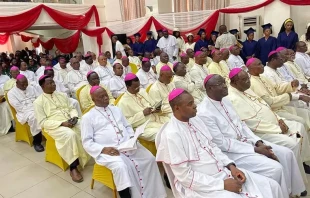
[237, 135, 241, 141]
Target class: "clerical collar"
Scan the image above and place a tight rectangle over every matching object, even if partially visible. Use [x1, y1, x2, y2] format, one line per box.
[158, 80, 170, 85]
[172, 115, 189, 124]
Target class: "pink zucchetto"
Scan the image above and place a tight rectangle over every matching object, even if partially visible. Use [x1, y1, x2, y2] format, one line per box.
[246, 58, 256, 67]
[39, 75, 48, 81]
[142, 57, 150, 62]
[180, 52, 187, 57]
[276, 47, 287, 52]
[173, 62, 179, 68]
[160, 65, 171, 72]
[268, 50, 278, 58]
[220, 48, 227, 52]
[211, 49, 217, 55]
[168, 88, 185, 102]
[204, 74, 215, 85]
[16, 74, 25, 80]
[44, 66, 53, 70]
[10, 66, 19, 71]
[194, 51, 202, 57]
[86, 70, 96, 78]
[124, 73, 137, 81]
[90, 85, 101, 94]
[84, 53, 91, 58]
[229, 45, 235, 51]
[121, 56, 128, 60]
[162, 28, 168, 32]
[229, 68, 242, 79]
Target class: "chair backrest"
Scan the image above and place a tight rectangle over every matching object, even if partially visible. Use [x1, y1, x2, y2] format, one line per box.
[76, 84, 86, 107]
[129, 63, 138, 74]
[5, 93, 17, 120]
[155, 124, 182, 198]
[146, 84, 153, 93]
[114, 93, 124, 105]
[83, 104, 94, 115]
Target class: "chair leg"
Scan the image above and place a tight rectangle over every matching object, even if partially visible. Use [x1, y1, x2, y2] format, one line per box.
[113, 189, 118, 198]
[90, 179, 95, 189]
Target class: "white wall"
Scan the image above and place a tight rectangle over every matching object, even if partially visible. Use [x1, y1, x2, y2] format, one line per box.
[291, 6, 310, 37]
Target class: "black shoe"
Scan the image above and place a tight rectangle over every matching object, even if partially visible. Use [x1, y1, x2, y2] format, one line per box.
[34, 144, 45, 152]
[8, 122, 15, 133]
[301, 190, 307, 197]
[163, 173, 171, 189]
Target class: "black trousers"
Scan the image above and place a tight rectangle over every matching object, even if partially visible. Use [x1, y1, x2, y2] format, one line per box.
[70, 159, 80, 171]
[118, 188, 131, 198]
[33, 132, 42, 145]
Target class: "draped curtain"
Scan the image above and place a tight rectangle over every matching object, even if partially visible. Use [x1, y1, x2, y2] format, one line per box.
[119, 0, 146, 21]
[174, 0, 228, 12]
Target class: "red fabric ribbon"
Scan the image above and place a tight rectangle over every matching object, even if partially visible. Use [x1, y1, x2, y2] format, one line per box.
[0, 33, 10, 45]
[20, 34, 33, 42]
[280, 0, 310, 5]
[219, 0, 275, 13]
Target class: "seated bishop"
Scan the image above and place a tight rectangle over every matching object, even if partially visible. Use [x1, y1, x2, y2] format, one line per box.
[173, 62, 205, 104]
[148, 65, 175, 116]
[79, 71, 114, 113]
[189, 51, 209, 93]
[34, 75, 90, 183]
[8, 74, 44, 152]
[208, 49, 230, 84]
[198, 73, 307, 197]
[117, 73, 170, 142]
[80, 53, 97, 74]
[136, 58, 157, 89]
[108, 63, 126, 98]
[81, 86, 166, 198]
[3, 66, 20, 94]
[156, 89, 284, 198]
[94, 54, 114, 87]
[228, 68, 310, 176]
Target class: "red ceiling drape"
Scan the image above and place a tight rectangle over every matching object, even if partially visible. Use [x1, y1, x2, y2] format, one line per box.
[219, 0, 275, 13]
[280, 0, 310, 5]
[0, 34, 10, 45]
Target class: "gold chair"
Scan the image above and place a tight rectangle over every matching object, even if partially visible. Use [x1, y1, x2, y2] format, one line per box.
[42, 129, 69, 171]
[91, 163, 117, 198]
[129, 63, 138, 74]
[146, 84, 153, 93]
[114, 93, 124, 106]
[5, 94, 33, 146]
[138, 138, 157, 156]
[76, 84, 86, 108]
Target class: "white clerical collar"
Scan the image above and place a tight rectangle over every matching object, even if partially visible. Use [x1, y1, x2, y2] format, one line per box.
[171, 115, 189, 124]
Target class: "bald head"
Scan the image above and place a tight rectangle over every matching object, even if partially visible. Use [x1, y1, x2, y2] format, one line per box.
[219, 25, 227, 34]
[296, 41, 307, 53]
[169, 91, 197, 122]
[91, 87, 110, 107]
[205, 74, 228, 101]
[98, 55, 107, 66]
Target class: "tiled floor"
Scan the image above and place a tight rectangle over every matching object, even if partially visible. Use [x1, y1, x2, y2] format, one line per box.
[0, 132, 174, 198]
[1, 132, 310, 198]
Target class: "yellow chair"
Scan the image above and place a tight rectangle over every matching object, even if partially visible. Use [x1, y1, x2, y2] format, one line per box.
[114, 93, 124, 105]
[146, 84, 153, 93]
[91, 163, 117, 198]
[138, 138, 157, 156]
[76, 84, 86, 107]
[5, 94, 33, 146]
[129, 63, 138, 74]
[42, 130, 69, 171]
[83, 104, 94, 115]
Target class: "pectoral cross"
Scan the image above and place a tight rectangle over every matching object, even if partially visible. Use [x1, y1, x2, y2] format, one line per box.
[237, 134, 242, 141]
[117, 129, 123, 137]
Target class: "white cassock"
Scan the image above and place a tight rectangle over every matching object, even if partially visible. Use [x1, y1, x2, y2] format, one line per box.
[189, 63, 209, 93]
[157, 35, 179, 63]
[7, 86, 41, 136]
[94, 65, 114, 87]
[262, 66, 310, 128]
[198, 95, 305, 196]
[228, 87, 310, 180]
[173, 74, 205, 104]
[136, 69, 157, 89]
[115, 40, 126, 57]
[0, 87, 13, 136]
[35, 79, 82, 117]
[156, 116, 284, 198]
[183, 42, 196, 51]
[65, 69, 88, 98]
[285, 61, 310, 85]
[35, 66, 63, 82]
[80, 63, 97, 74]
[3, 78, 16, 94]
[122, 65, 132, 77]
[57, 67, 71, 88]
[53, 63, 73, 73]
[227, 54, 246, 70]
[295, 52, 310, 78]
[20, 70, 36, 85]
[81, 105, 166, 197]
[155, 62, 173, 76]
[108, 75, 126, 98]
[128, 56, 141, 68]
[148, 80, 175, 115]
[0, 74, 10, 89]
